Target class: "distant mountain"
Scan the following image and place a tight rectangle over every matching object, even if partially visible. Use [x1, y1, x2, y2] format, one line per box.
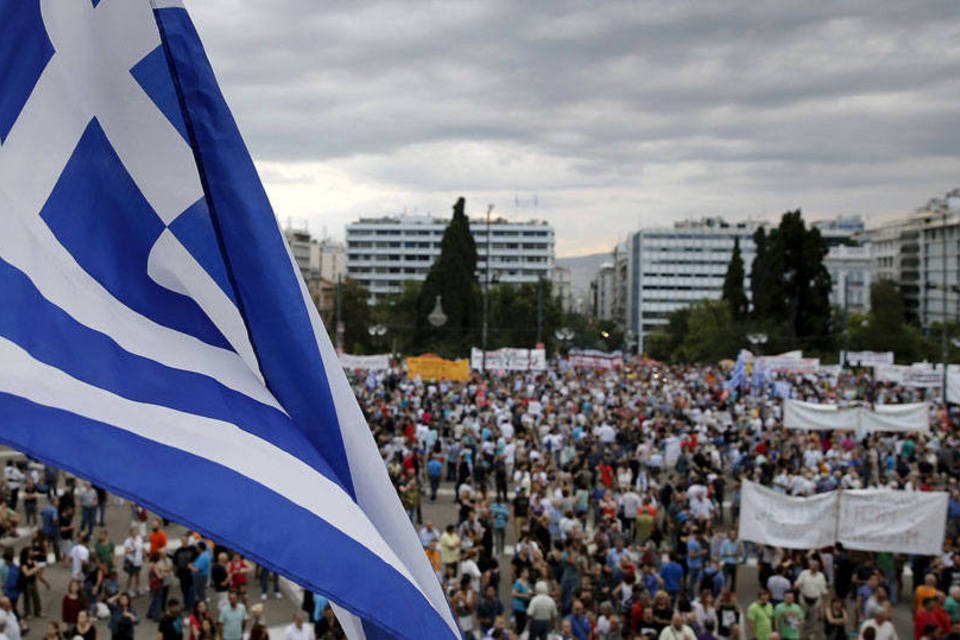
[557, 252, 610, 300]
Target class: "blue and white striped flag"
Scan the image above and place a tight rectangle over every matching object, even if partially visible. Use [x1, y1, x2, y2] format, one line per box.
[0, 2, 457, 638]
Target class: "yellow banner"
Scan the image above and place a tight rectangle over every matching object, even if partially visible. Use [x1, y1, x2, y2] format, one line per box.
[406, 354, 470, 382]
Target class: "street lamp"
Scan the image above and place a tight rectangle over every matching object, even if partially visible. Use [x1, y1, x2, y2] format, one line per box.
[555, 327, 575, 353]
[746, 332, 768, 350]
[482, 204, 494, 373]
[428, 295, 448, 328]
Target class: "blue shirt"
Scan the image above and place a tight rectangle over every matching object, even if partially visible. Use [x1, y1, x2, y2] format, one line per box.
[660, 561, 683, 593]
[41, 504, 58, 536]
[511, 580, 530, 612]
[687, 538, 703, 570]
[427, 459, 443, 478]
[661, 561, 683, 593]
[193, 549, 212, 577]
[566, 613, 591, 640]
[720, 539, 739, 565]
[490, 503, 509, 530]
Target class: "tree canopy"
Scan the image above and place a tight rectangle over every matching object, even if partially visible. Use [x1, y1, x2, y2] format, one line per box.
[722, 236, 749, 321]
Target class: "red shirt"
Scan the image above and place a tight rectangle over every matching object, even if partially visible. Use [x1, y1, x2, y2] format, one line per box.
[598, 464, 614, 488]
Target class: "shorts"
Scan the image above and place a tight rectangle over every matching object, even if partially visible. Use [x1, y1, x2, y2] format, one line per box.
[123, 560, 142, 575]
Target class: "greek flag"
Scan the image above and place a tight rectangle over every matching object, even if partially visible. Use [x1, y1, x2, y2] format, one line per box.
[0, 2, 457, 638]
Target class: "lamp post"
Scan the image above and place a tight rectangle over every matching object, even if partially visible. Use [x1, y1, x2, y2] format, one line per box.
[555, 327, 575, 353]
[746, 332, 768, 352]
[482, 203, 494, 373]
[368, 323, 387, 352]
[428, 295, 448, 328]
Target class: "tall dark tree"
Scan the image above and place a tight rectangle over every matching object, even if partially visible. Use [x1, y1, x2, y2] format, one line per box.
[415, 197, 481, 354]
[749, 210, 833, 350]
[722, 236, 749, 321]
[779, 210, 832, 347]
[750, 227, 784, 321]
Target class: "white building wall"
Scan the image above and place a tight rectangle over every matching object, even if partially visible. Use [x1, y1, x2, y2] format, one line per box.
[345, 215, 555, 301]
[627, 219, 759, 352]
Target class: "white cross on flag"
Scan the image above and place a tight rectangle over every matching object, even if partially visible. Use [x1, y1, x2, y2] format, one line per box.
[0, 2, 458, 638]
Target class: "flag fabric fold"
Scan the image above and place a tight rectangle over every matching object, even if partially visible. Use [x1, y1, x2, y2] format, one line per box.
[0, 1, 457, 638]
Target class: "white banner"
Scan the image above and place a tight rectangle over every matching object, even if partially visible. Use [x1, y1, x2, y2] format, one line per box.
[567, 349, 623, 369]
[757, 356, 820, 374]
[860, 403, 928, 434]
[740, 482, 949, 554]
[874, 364, 942, 388]
[739, 481, 837, 550]
[339, 353, 391, 370]
[838, 489, 947, 555]
[947, 366, 960, 403]
[845, 350, 894, 367]
[783, 399, 859, 431]
[782, 400, 929, 434]
[470, 348, 546, 371]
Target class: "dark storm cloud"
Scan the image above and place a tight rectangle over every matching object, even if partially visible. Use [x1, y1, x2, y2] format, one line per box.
[186, 1, 960, 253]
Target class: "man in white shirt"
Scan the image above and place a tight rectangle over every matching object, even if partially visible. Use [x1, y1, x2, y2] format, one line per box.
[658, 612, 696, 640]
[0, 598, 21, 640]
[283, 612, 312, 640]
[794, 559, 829, 637]
[859, 609, 899, 640]
[68, 534, 91, 581]
[526, 581, 557, 638]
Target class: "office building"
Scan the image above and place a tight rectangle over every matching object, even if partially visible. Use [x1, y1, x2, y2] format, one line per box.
[625, 217, 759, 353]
[345, 214, 555, 301]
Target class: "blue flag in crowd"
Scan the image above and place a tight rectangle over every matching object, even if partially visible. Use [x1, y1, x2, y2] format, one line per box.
[0, 2, 457, 638]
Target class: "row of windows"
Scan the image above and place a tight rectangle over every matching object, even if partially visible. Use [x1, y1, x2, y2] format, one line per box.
[347, 228, 551, 238]
[349, 254, 550, 264]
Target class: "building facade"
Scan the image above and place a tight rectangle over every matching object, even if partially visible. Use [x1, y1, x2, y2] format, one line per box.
[625, 218, 759, 353]
[591, 262, 616, 321]
[825, 244, 872, 313]
[551, 265, 573, 312]
[283, 226, 344, 325]
[345, 215, 555, 301]
[864, 190, 960, 328]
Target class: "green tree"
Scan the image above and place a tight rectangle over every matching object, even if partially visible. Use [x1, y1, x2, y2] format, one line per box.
[722, 236, 749, 321]
[851, 280, 921, 362]
[488, 279, 563, 350]
[750, 227, 783, 321]
[749, 210, 833, 351]
[677, 300, 741, 363]
[645, 306, 690, 362]
[370, 280, 421, 354]
[415, 197, 481, 355]
[337, 278, 373, 353]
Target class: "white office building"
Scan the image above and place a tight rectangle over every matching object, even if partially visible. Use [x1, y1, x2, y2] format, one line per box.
[825, 244, 872, 313]
[283, 227, 346, 282]
[346, 214, 555, 301]
[625, 218, 759, 352]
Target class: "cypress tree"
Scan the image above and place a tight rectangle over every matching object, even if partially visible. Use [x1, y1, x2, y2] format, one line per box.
[722, 236, 749, 321]
[415, 197, 481, 354]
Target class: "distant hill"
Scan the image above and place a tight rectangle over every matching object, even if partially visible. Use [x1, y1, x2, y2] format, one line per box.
[557, 252, 610, 300]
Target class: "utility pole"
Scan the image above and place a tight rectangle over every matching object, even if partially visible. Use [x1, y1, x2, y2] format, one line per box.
[842, 272, 849, 368]
[943, 209, 949, 395]
[335, 274, 344, 354]
[536, 276, 544, 345]
[482, 204, 493, 374]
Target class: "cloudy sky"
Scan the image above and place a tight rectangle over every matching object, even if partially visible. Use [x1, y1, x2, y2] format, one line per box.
[187, 1, 960, 256]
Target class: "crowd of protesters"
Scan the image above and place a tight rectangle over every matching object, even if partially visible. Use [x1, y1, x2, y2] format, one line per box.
[361, 359, 960, 639]
[2, 359, 960, 640]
